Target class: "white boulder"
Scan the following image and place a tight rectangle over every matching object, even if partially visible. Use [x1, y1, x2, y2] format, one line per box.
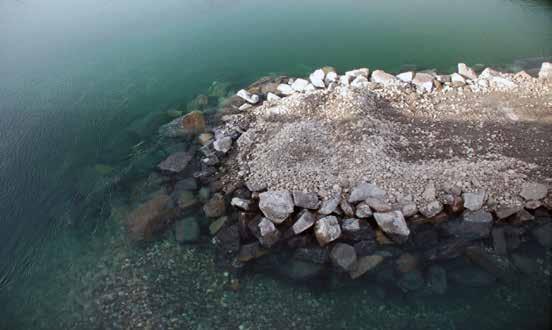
[371, 70, 399, 86]
[397, 71, 414, 83]
[291, 78, 310, 92]
[266, 92, 281, 102]
[350, 75, 370, 88]
[458, 63, 478, 80]
[412, 73, 434, 92]
[325, 71, 338, 84]
[538, 62, 552, 80]
[277, 84, 295, 96]
[236, 89, 260, 104]
[309, 69, 326, 88]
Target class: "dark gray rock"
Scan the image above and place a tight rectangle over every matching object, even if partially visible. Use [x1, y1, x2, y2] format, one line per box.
[449, 266, 496, 287]
[427, 266, 447, 294]
[354, 240, 378, 256]
[292, 210, 316, 235]
[495, 206, 521, 220]
[349, 183, 385, 203]
[293, 247, 330, 264]
[157, 151, 194, 173]
[365, 197, 392, 212]
[350, 255, 384, 279]
[511, 254, 540, 275]
[442, 210, 493, 240]
[293, 191, 320, 209]
[339, 199, 355, 217]
[175, 217, 200, 243]
[213, 224, 240, 255]
[280, 260, 324, 281]
[373, 211, 410, 242]
[465, 246, 517, 282]
[174, 178, 198, 192]
[203, 193, 226, 218]
[398, 270, 425, 292]
[238, 242, 266, 262]
[532, 223, 552, 248]
[492, 228, 507, 255]
[258, 217, 281, 247]
[424, 239, 469, 261]
[259, 191, 294, 224]
[330, 243, 357, 271]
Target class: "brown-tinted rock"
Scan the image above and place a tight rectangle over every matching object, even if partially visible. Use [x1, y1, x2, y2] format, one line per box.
[314, 216, 341, 246]
[350, 255, 384, 279]
[181, 111, 206, 135]
[126, 194, 177, 241]
[203, 193, 226, 218]
[238, 242, 267, 262]
[396, 253, 419, 273]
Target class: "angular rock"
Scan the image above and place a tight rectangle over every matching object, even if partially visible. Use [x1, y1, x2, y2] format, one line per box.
[463, 191, 486, 211]
[495, 206, 521, 220]
[353, 240, 378, 256]
[203, 193, 226, 218]
[158, 151, 193, 173]
[516, 209, 535, 222]
[319, 191, 341, 215]
[350, 75, 370, 88]
[292, 210, 316, 235]
[424, 238, 469, 261]
[238, 103, 252, 111]
[209, 216, 227, 235]
[370, 70, 399, 86]
[213, 136, 232, 153]
[259, 190, 294, 224]
[325, 71, 338, 84]
[450, 73, 466, 86]
[365, 197, 392, 212]
[341, 218, 360, 233]
[479, 67, 500, 79]
[238, 242, 267, 262]
[492, 227, 507, 255]
[175, 217, 200, 243]
[419, 200, 443, 218]
[349, 182, 385, 203]
[342, 218, 376, 242]
[339, 199, 355, 217]
[258, 217, 281, 247]
[330, 243, 357, 272]
[465, 246, 516, 282]
[401, 202, 418, 217]
[314, 216, 342, 246]
[236, 89, 260, 104]
[345, 68, 370, 78]
[126, 194, 177, 241]
[305, 84, 316, 92]
[230, 197, 252, 211]
[444, 209, 493, 239]
[291, 78, 310, 92]
[277, 84, 295, 96]
[490, 76, 516, 89]
[309, 69, 326, 88]
[159, 110, 205, 137]
[538, 62, 552, 80]
[412, 72, 434, 92]
[373, 211, 410, 241]
[458, 63, 478, 80]
[173, 190, 197, 210]
[350, 255, 384, 279]
[355, 202, 373, 218]
[266, 92, 281, 102]
[520, 182, 548, 201]
[213, 224, 240, 254]
[292, 191, 320, 209]
[397, 71, 414, 83]
[525, 200, 542, 210]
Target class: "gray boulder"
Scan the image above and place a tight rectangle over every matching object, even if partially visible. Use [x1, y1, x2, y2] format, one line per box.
[258, 217, 281, 247]
[349, 255, 384, 279]
[309, 69, 326, 88]
[419, 200, 443, 218]
[292, 210, 316, 235]
[314, 216, 342, 246]
[463, 191, 486, 211]
[520, 182, 548, 200]
[330, 243, 357, 272]
[371, 70, 399, 86]
[230, 197, 252, 211]
[292, 191, 320, 209]
[355, 202, 373, 218]
[213, 136, 232, 153]
[348, 183, 385, 203]
[373, 211, 410, 241]
[319, 191, 341, 215]
[157, 151, 193, 173]
[538, 62, 552, 80]
[365, 197, 392, 212]
[259, 191, 294, 224]
[412, 73, 434, 92]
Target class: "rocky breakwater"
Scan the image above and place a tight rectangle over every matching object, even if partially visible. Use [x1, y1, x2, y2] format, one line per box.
[125, 62, 552, 294]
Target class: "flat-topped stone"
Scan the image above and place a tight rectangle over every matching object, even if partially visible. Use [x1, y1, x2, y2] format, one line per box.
[259, 191, 295, 223]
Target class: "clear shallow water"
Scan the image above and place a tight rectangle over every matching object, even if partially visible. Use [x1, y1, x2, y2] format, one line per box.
[0, 0, 552, 328]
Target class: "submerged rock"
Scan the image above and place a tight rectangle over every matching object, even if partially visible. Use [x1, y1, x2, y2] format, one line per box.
[314, 215, 342, 246]
[238, 242, 267, 262]
[126, 193, 177, 241]
[442, 210, 493, 239]
[175, 217, 200, 243]
[349, 255, 384, 279]
[330, 243, 357, 272]
[532, 223, 552, 248]
[427, 266, 447, 294]
[157, 151, 193, 173]
[203, 193, 226, 218]
[213, 224, 240, 254]
[258, 217, 281, 247]
[259, 190, 294, 224]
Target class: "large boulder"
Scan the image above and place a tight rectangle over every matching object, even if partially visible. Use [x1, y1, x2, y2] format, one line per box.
[458, 63, 478, 80]
[157, 151, 193, 174]
[538, 62, 552, 80]
[463, 191, 486, 211]
[291, 79, 310, 92]
[158, 111, 206, 138]
[373, 211, 410, 242]
[314, 216, 342, 246]
[349, 255, 384, 279]
[259, 191, 294, 224]
[292, 191, 320, 209]
[520, 182, 548, 200]
[203, 193, 226, 218]
[309, 69, 326, 88]
[412, 73, 434, 92]
[370, 70, 399, 86]
[319, 190, 341, 215]
[330, 243, 357, 272]
[348, 183, 385, 203]
[175, 217, 200, 243]
[126, 193, 177, 241]
[258, 217, 281, 247]
[292, 210, 317, 235]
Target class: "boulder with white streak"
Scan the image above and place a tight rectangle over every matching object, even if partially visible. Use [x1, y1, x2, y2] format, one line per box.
[237, 89, 260, 104]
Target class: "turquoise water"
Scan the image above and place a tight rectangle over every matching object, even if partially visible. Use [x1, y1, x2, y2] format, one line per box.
[1, 0, 552, 328]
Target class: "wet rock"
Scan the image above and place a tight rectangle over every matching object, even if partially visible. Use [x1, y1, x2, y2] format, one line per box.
[419, 200, 443, 218]
[412, 72, 434, 92]
[355, 202, 373, 218]
[465, 246, 516, 282]
[230, 197, 252, 211]
[341, 218, 360, 233]
[294, 247, 330, 264]
[443, 210, 493, 240]
[503, 226, 522, 251]
[520, 182, 548, 201]
[349, 182, 385, 203]
[495, 206, 521, 220]
[516, 209, 535, 222]
[330, 243, 357, 272]
[339, 199, 355, 217]
[371, 70, 399, 86]
[396, 253, 419, 273]
[463, 191, 486, 211]
[397, 71, 414, 83]
[292, 191, 320, 209]
[398, 270, 424, 292]
[458, 63, 478, 80]
[291, 78, 310, 92]
[209, 216, 228, 235]
[174, 177, 198, 192]
[159, 111, 206, 137]
[314, 216, 342, 246]
[424, 238, 469, 261]
[238, 242, 267, 262]
[213, 136, 232, 153]
[236, 89, 260, 104]
[538, 62, 552, 80]
[157, 151, 193, 173]
[364, 197, 392, 212]
[532, 223, 552, 248]
[292, 210, 316, 235]
[309, 69, 326, 88]
[258, 217, 281, 247]
[203, 193, 226, 218]
[280, 260, 323, 281]
[373, 211, 410, 242]
[277, 84, 295, 96]
[319, 190, 341, 215]
[410, 227, 439, 250]
[427, 266, 447, 294]
[173, 190, 198, 210]
[401, 202, 418, 217]
[175, 217, 200, 243]
[213, 224, 240, 254]
[511, 254, 539, 275]
[492, 228, 507, 255]
[350, 255, 384, 279]
[126, 193, 177, 241]
[259, 190, 294, 224]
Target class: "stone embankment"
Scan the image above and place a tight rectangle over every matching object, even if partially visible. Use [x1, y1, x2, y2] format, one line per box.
[125, 62, 552, 290]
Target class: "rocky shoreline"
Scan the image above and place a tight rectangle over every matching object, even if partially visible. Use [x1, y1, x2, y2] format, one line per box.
[125, 62, 552, 292]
